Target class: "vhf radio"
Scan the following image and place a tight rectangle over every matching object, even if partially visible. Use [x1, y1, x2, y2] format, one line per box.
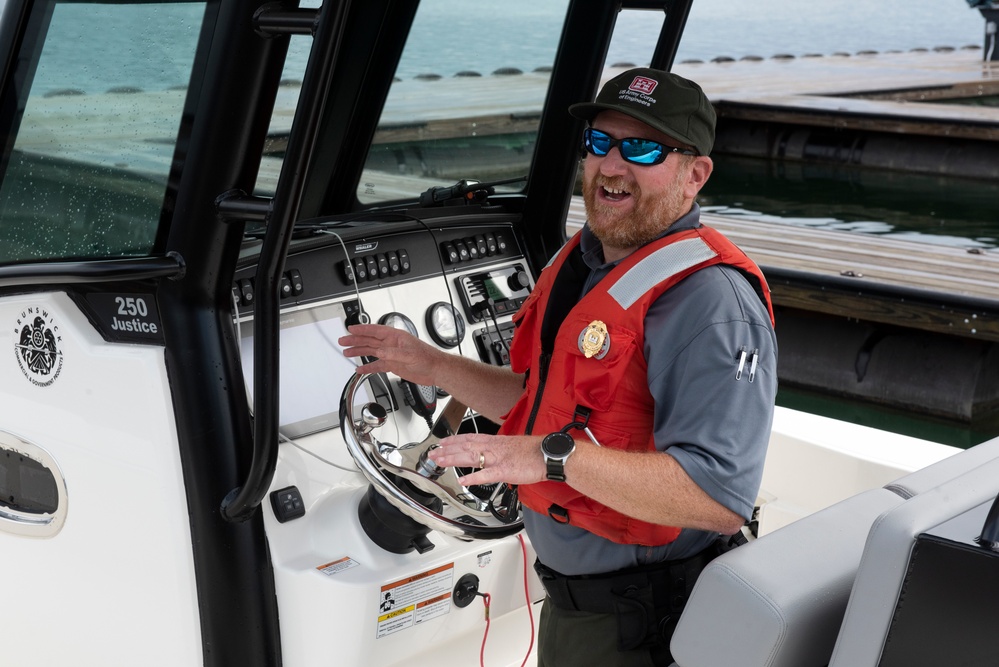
[457, 264, 531, 367]
[457, 264, 531, 322]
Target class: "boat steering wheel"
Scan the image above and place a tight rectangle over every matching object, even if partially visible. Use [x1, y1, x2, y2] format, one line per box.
[340, 373, 523, 544]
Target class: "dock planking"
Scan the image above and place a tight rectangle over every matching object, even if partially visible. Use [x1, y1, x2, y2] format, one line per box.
[21, 48, 998, 165]
[370, 48, 999, 142]
[712, 94, 999, 142]
[565, 197, 999, 344]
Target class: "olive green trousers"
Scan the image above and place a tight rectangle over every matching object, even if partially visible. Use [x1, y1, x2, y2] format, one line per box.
[536, 598, 673, 667]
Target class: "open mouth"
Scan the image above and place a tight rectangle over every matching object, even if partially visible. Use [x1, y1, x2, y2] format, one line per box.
[601, 185, 632, 202]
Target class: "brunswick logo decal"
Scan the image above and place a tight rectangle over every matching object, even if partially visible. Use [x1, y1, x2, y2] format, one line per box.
[14, 307, 64, 387]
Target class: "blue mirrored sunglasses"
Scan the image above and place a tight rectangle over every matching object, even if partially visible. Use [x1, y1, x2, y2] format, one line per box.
[582, 127, 697, 165]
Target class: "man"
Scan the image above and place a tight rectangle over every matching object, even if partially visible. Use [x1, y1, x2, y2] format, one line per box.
[340, 68, 777, 666]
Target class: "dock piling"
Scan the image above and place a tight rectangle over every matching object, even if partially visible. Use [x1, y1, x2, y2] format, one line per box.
[975, 6, 999, 60]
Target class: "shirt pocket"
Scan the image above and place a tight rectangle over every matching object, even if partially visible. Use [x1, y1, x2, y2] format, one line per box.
[560, 315, 641, 412]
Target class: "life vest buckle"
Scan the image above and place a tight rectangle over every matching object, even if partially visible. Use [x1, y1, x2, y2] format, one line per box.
[548, 503, 570, 524]
[562, 405, 591, 433]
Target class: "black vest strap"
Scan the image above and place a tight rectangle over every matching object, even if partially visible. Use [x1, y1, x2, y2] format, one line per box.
[539, 242, 589, 353]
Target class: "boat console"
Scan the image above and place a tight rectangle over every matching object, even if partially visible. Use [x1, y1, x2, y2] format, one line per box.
[232, 216, 530, 440]
[230, 214, 543, 665]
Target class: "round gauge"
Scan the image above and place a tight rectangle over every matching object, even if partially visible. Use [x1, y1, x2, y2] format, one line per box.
[426, 302, 466, 349]
[379, 312, 418, 338]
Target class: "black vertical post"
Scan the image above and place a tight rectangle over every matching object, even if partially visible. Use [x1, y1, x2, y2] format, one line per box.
[979, 7, 999, 61]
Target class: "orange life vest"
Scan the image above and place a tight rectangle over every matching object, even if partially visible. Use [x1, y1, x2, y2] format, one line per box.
[499, 225, 773, 545]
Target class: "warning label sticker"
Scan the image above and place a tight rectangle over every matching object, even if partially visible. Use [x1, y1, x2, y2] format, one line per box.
[376, 563, 454, 638]
[316, 556, 360, 576]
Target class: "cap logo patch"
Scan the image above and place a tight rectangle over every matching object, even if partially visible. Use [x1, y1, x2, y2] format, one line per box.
[629, 76, 658, 95]
[617, 76, 659, 109]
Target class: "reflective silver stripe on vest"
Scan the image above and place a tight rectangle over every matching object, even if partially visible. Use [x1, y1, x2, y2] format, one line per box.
[607, 237, 718, 309]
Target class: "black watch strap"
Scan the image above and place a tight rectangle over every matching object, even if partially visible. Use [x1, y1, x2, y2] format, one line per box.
[546, 457, 567, 483]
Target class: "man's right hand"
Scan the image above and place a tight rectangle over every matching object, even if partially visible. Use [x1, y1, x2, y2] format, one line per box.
[338, 323, 445, 387]
[339, 323, 526, 425]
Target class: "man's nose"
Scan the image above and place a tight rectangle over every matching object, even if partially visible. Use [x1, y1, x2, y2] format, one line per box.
[597, 146, 630, 175]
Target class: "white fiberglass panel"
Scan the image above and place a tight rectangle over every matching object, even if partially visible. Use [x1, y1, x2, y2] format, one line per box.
[759, 406, 961, 534]
[261, 266, 543, 666]
[0, 292, 202, 665]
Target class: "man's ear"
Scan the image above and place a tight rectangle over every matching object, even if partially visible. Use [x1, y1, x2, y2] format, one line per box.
[684, 156, 714, 198]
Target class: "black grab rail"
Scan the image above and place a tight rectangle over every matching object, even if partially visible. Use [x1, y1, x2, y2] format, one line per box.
[220, 1, 351, 523]
[0, 252, 186, 288]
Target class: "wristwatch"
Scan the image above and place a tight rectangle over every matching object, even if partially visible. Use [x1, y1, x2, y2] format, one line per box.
[541, 431, 576, 482]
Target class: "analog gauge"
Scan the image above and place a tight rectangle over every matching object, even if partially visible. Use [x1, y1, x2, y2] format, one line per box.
[426, 302, 465, 349]
[379, 312, 419, 338]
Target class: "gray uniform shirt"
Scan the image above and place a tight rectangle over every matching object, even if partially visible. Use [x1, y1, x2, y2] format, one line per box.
[523, 204, 778, 576]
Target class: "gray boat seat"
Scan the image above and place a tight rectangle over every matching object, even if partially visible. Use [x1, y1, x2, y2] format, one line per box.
[670, 435, 999, 667]
[828, 442, 999, 666]
[669, 487, 905, 667]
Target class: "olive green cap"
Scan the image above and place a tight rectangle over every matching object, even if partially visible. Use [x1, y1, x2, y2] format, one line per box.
[569, 68, 716, 156]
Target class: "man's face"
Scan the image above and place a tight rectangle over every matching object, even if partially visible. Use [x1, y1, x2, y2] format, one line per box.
[581, 110, 711, 259]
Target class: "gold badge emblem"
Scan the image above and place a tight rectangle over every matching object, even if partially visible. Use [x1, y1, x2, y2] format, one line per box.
[578, 320, 610, 359]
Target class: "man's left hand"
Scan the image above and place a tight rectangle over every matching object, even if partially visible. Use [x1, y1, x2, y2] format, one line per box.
[433, 433, 548, 487]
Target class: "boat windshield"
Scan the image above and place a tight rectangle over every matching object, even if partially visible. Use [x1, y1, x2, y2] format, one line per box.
[254, 0, 571, 207]
[357, 1, 570, 205]
[0, 1, 205, 264]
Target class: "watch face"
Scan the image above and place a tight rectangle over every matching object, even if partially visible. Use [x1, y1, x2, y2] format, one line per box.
[544, 432, 574, 456]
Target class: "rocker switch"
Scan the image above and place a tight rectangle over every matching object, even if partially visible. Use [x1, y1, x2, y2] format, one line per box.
[270, 486, 306, 523]
[288, 269, 304, 295]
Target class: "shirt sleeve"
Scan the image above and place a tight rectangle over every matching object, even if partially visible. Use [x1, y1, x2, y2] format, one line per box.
[644, 264, 778, 519]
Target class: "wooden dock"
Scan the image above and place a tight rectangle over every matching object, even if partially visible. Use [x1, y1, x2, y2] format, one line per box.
[362, 47, 999, 140]
[677, 48, 999, 142]
[565, 197, 999, 344]
[676, 48, 999, 178]
[566, 196, 999, 423]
